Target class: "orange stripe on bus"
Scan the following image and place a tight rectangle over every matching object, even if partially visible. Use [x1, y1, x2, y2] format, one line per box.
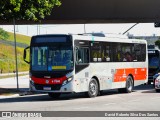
[113, 68, 147, 82]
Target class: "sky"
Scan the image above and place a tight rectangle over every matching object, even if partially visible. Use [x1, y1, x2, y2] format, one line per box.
[1, 23, 160, 37]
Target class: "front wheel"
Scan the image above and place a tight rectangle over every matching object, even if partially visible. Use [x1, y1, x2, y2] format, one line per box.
[87, 78, 99, 98]
[48, 93, 61, 99]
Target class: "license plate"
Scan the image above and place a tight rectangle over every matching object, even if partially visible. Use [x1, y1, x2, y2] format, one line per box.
[43, 87, 51, 90]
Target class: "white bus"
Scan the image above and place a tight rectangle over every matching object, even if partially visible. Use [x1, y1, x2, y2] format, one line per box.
[24, 34, 148, 98]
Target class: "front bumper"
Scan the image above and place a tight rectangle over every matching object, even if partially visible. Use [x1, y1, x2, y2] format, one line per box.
[155, 80, 160, 90]
[30, 81, 75, 93]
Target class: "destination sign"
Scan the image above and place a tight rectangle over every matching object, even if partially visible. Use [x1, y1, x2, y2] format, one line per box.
[148, 51, 155, 54]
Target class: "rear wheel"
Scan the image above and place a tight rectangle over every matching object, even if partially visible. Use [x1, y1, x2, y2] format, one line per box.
[118, 76, 133, 93]
[48, 93, 61, 99]
[87, 78, 99, 98]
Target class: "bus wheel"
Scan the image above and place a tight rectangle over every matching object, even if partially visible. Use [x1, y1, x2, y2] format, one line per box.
[48, 93, 61, 99]
[118, 76, 133, 93]
[87, 78, 99, 98]
[126, 76, 133, 93]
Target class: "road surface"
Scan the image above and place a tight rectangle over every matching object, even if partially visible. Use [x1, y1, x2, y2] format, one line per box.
[0, 76, 159, 119]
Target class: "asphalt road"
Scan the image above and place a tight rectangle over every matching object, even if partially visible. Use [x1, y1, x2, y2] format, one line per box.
[0, 84, 159, 111]
[0, 80, 160, 119]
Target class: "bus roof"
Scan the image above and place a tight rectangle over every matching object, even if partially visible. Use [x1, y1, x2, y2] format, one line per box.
[31, 34, 147, 44]
[72, 34, 147, 44]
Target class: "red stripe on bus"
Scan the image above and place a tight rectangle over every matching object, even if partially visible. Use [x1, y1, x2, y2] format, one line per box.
[114, 68, 147, 82]
[31, 76, 67, 85]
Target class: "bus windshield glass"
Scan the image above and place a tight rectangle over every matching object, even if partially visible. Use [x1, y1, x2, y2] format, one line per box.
[148, 50, 160, 68]
[149, 56, 159, 68]
[31, 45, 73, 71]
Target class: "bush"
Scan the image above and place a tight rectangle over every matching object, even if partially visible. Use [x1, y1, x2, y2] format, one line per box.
[0, 28, 9, 40]
[155, 40, 160, 49]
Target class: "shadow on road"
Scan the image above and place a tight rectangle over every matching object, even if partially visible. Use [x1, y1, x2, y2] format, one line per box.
[0, 91, 118, 103]
[0, 84, 155, 103]
[141, 90, 157, 93]
[134, 84, 157, 93]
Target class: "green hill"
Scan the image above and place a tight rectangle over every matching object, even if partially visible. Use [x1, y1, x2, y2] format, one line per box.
[0, 32, 31, 73]
[7, 32, 31, 45]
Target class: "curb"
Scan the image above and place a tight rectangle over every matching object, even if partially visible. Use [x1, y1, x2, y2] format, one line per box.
[0, 94, 19, 99]
[0, 89, 34, 99]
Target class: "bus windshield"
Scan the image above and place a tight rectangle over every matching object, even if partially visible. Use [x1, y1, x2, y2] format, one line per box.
[31, 45, 73, 71]
[149, 56, 159, 68]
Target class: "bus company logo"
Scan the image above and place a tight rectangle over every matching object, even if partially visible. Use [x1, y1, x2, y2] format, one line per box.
[2, 112, 11, 118]
[45, 80, 49, 84]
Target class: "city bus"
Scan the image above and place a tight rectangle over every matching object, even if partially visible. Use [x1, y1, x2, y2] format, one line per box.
[148, 45, 160, 85]
[24, 34, 148, 98]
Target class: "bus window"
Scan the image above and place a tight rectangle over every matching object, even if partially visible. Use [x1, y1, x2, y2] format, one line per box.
[76, 47, 89, 64]
[133, 44, 146, 62]
[91, 42, 102, 62]
[121, 43, 132, 62]
[102, 43, 111, 62]
[113, 43, 122, 62]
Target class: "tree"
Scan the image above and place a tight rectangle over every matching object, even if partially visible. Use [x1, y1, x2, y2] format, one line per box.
[0, 0, 61, 90]
[0, 28, 9, 40]
[0, 0, 61, 21]
[155, 40, 160, 49]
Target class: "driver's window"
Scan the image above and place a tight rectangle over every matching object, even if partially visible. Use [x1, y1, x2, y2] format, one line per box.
[76, 47, 89, 64]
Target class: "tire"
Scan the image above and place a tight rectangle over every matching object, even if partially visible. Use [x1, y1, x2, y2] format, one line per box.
[87, 78, 99, 98]
[118, 76, 133, 93]
[48, 93, 61, 99]
[156, 89, 160, 92]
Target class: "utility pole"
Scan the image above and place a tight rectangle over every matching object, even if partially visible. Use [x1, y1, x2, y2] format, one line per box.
[13, 18, 19, 91]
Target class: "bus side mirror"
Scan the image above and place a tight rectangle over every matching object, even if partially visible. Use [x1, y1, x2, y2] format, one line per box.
[24, 46, 30, 64]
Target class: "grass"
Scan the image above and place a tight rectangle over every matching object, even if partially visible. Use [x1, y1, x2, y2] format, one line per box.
[7, 32, 31, 45]
[0, 32, 30, 73]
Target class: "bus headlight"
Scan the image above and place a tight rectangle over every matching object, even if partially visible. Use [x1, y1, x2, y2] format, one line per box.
[68, 76, 73, 81]
[62, 76, 73, 86]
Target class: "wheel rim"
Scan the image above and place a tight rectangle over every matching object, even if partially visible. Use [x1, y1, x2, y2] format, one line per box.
[89, 81, 97, 96]
[127, 78, 132, 91]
